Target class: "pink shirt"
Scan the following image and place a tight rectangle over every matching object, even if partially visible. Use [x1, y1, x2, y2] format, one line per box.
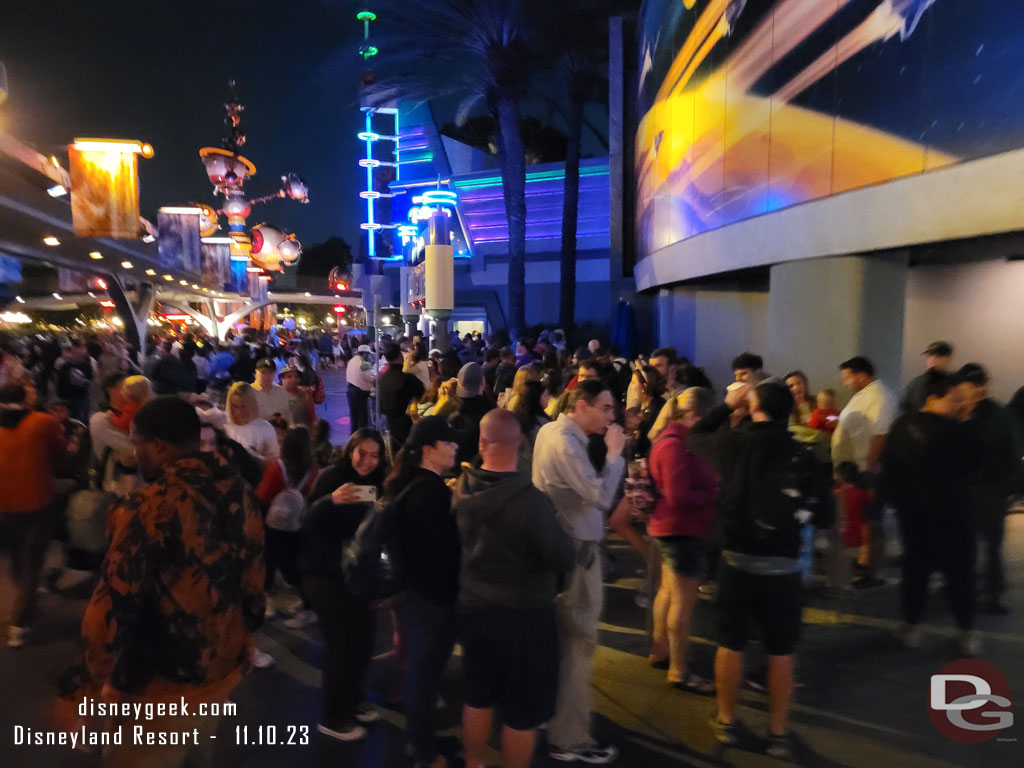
[647, 423, 719, 539]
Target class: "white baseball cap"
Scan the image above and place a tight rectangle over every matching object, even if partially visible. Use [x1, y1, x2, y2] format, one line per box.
[357, 344, 372, 354]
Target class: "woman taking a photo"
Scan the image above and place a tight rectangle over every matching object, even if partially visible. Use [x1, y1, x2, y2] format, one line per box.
[647, 387, 718, 694]
[302, 429, 387, 742]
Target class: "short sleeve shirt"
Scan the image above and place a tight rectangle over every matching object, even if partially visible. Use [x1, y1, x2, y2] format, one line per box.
[832, 379, 896, 470]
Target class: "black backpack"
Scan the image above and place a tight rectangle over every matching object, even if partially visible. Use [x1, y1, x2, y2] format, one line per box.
[735, 429, 826, 548]
[342, 487, 411, 603]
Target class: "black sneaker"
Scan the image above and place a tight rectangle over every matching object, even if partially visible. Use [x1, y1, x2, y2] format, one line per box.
[982, 600, 1010, 615]
[766, 732, 794, 761]
[548, 742, 619, 764]
[852, 576, 886, 591]
[709, 717, 739, 746]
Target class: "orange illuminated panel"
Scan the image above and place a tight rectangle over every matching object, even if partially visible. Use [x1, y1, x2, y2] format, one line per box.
[68, 139, 142, 239]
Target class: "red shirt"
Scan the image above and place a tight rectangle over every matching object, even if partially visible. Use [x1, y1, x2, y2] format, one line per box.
[256, 460, 319, 506]
[809, 407, 839, 433]
[647, 423, 719, 539]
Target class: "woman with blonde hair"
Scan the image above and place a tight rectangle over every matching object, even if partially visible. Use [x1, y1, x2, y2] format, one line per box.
[424, 379, 460, 420]
[646, 387, 719, 693]
[503, 366, 541, 411]
[225, 381, 279, 464]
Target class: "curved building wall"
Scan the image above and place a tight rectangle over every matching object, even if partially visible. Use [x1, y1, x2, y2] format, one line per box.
[635, 0, 1024, 274]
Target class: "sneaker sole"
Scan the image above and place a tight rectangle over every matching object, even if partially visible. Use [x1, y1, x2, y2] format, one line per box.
[548, 749, 619, 764]
[316, 723, 366, 742]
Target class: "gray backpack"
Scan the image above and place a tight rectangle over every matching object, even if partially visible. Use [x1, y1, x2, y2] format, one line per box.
[265, 460, 309, 532]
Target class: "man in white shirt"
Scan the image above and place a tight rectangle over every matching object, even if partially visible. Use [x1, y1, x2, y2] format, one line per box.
[832, 356, 897, 588]
[532, 379, 626, 765]
[346, 345, 375, 432]
[253, 357, 292, 424]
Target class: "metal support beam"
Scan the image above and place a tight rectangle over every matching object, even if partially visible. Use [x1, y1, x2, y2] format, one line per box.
[107, 277, 154, 355]
[158, 300, 216, 337]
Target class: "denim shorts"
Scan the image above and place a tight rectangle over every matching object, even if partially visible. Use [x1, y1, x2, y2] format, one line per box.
[655, 535, 707, 579]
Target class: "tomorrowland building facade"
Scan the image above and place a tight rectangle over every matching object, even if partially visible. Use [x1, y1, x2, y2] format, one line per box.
[635, 0, 1024, 400]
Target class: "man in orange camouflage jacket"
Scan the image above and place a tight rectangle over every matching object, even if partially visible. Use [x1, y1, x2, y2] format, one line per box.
[59, 395, 265, 767]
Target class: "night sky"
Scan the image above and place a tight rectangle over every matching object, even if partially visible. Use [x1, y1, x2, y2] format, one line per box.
[1, 0, 366, 249]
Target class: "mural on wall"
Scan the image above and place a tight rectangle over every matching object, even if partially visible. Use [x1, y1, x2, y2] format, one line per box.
[636, 0, 1024, 258]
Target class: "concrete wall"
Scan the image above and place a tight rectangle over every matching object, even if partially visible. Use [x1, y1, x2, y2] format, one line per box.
[769, 255, 908, 405]
[657, 285, 770, 392]
[903, 259, 1024, 403]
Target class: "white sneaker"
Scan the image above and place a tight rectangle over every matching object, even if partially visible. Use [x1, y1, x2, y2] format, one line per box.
[959, 630, 981, 657]
[251, 647, 275, 669]
[7, 626, 30, 649]
[548, 742, 619, 764]
[354, 702, 380, 723]
[317, 722, 366, 742]
[283, 609, 318, 629]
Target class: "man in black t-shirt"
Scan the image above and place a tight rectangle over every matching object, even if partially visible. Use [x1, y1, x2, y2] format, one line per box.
[377, 343, 425, 452]
[56, 339, 94, 422]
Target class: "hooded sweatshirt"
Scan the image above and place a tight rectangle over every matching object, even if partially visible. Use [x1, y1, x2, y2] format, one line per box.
[454, 465, 575, 611]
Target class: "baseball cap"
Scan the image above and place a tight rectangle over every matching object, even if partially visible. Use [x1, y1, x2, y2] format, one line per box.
[923, 341, 953, 357]
[957, 362, 988, 386]
[255, 357, 276, 371]
[457, 362, 483, 398]
[406, 415, 461, 450]
[279, 365, 299, 377]
[357, 344, 372, 354]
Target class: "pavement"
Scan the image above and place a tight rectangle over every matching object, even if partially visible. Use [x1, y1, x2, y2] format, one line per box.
[1, 367, 1022, 767]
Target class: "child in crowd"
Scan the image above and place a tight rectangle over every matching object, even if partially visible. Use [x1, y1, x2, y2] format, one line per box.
[833, 462, 872, 590]
[313, 418, 333, 468]
[809, 388, 840, 433]
[268, 413, 289, 453]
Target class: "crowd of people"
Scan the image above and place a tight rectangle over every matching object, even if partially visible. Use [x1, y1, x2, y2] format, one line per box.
[1, 326, 1023, 767]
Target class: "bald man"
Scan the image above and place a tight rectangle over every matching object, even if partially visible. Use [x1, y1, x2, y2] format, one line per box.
[453, 409, 575, 768]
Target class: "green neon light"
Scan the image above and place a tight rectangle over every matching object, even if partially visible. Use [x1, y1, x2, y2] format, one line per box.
[356, 11, 377, 21]
[454, 165, 609, 190]
[361, 45, 379, 58]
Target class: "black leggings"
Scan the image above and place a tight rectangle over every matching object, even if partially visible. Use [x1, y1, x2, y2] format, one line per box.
[306, 574, 376, 727]
[265, 528, 309, 608]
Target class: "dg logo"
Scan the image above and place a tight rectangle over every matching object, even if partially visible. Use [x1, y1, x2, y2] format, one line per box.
[929, 658, 1015, 744]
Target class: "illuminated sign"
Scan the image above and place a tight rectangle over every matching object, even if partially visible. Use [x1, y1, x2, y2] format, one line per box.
[68, 138, 150, 238]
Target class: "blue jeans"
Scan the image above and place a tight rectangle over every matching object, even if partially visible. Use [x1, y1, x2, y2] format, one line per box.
[396, 593, 456, 764]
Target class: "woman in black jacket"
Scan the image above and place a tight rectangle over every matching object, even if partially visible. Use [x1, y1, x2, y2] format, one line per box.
[386, 416, 461, 768]
[301, 428, 386, 742]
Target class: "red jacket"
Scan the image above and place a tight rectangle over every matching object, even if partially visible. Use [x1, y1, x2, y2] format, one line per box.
[647, 423, 719, 539]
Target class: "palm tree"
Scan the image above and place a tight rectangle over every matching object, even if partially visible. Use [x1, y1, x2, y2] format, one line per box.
[536, 1, 615, 334]
[371, 0, 542, 339]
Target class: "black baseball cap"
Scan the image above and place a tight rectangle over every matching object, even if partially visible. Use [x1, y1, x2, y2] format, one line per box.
[923, 341, 953, 357]
[406, 416, 461, 449]
[957, 363, 988, 386]
[255, 357, 276, 371]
